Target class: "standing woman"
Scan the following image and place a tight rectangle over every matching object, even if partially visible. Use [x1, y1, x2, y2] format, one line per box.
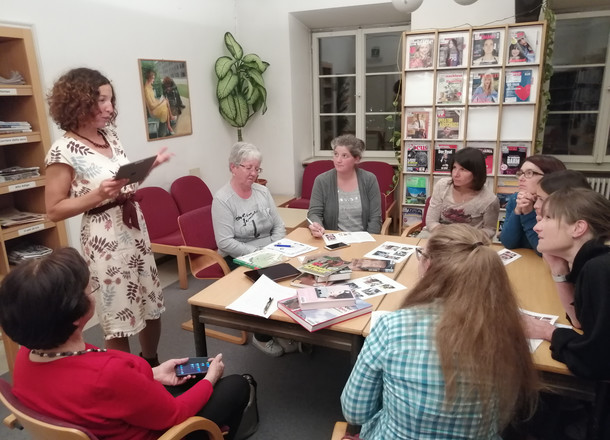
[342, 224, 538, 438]
[500, 155, 565, 250]
[308, 135, 382, 238]
[424, 147, 499, 238]
[524, 187, 610, 380]
[45, 68, 171, 365]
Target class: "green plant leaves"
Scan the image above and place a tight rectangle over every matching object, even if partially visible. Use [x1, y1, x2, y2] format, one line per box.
[215, 56, 235, 79]
[217, 72, 238, 99]
[224, 32, 243, 60]
[242, 54, 269, 73]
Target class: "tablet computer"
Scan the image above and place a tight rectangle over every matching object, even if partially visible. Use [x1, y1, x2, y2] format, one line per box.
[114, 155, 157, 184]
[244, 263, 301, 283]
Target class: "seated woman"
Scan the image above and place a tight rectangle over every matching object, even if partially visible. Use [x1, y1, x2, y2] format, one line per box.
[524, 187, 610, 380]
[500, 155, 565, 250]
[0, 247, 249, 440]
[533, 169, 591, 222]
[424, 147, 499, 238]
[307, 135, 382, 238]
[212, 141, 292, 357]
[341, 224, 538, 439]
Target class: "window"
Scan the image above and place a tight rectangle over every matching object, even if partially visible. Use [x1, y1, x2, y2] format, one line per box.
[313, 26, 407, 156]
[542, 12, 610, 168]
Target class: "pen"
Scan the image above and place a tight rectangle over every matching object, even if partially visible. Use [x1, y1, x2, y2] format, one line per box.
[263, 297, 274, 314]
[306, 217, 314, 225]
[274, 244, 292, 248]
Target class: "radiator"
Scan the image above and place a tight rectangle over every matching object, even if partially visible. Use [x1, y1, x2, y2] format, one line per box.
[587, 177, 610, 199]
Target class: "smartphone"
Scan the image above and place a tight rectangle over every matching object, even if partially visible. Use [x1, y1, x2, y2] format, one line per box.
[174, 357, 211, 377]
[244, 263, 301, 282]
[324, 242, 350, 251]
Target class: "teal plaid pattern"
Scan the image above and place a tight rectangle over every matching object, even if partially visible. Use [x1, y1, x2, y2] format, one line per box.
[341, 305, 501, 439]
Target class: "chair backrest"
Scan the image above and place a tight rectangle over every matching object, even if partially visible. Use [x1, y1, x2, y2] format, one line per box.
[359, 161, 396, 198]
[0, 379, 97, 440]
[300, 160, 334, 199]
[422, 196, 432, 228]
[170, 175, 214, 214]
[136, 186, 181, 240]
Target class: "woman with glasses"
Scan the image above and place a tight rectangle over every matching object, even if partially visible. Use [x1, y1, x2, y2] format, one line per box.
[212, 142, 291, 356]
[500, 155, 565, 251]
[341, 224, 538, 439]
[307, 134, 382, 238]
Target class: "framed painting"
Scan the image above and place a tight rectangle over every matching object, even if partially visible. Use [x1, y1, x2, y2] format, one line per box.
[138, 59, 192, 140]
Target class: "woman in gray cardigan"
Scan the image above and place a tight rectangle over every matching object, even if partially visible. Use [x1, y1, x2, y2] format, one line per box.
[308, 135, 382, 237]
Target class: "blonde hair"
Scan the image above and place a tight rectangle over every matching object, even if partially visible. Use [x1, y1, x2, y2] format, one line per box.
[402, 224, 538, 429]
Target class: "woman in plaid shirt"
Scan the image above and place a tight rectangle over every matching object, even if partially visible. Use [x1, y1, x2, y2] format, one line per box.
[341, 224, 538, 439]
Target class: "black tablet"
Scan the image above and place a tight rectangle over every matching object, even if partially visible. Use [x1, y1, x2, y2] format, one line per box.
[114, 155, 157, 184]
[244, 263, 301, 282]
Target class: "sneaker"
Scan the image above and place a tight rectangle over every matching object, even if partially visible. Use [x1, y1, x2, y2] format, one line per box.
[252, 336, 284, 357]
[274, 337, 300, 354]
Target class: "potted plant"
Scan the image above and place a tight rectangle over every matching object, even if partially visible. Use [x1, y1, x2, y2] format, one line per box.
[215, 32, 269, 141]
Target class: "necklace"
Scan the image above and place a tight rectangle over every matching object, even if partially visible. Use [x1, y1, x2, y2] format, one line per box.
[73, 130, 109, 149]
[30, 348, 107, 358]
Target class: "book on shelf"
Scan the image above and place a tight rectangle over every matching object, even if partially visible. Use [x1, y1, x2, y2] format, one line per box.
[407, 36, 435, 69]
[499, 143, 528, 175]
[496, 193, 511, 209]
[0, 207, 45, 228]
[0, 71, 25, 85]
[504, 69, 533, 103]
[404, 176, 427, 204]
[349, 258, 395, 273]
[298, 255, 350, 277]
[435, 108, 462, 140]
[405, 142, 429, 173]
[434, 143, 458, 173]
[233, 248, 287, 269]
[507, 29, 537, 64]
[471, 30, 502, 66]
[277, 295, 372, 332]
[436, 71, 465, 105]
[404, 109, 431, 139]
[297, 285, 357, 310]
[402, 206, 424, 228]
[7, 243, 53, 265]
[469, 69, 500, 104]
[437, 34, 466, 68]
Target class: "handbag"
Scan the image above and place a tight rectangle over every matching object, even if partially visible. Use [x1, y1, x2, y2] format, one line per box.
[234, 374, 259, 440]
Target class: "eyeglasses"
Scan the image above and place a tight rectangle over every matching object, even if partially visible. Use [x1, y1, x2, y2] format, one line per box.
[415, 247, 429, 261]
[239, 164, 262, 174]
[515, 169, 543, 179]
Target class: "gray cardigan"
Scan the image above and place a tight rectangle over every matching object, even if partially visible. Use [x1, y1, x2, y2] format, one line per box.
[307, 168, 382, 234]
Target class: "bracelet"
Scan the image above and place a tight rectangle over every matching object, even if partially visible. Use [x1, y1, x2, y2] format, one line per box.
[552, 273, 568, 283]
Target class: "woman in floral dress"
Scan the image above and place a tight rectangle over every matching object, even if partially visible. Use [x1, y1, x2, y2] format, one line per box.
[44, 68, 171, 365]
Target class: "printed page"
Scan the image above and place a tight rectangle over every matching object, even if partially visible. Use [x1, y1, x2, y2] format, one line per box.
[364, 241, 417, 263]
[226, 275, 295, 318]
[264, 238, 318, 257]
[520, 308, 559, 353]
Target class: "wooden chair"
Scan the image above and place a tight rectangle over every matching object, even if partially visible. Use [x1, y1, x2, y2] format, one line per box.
[170, 175, 214, 214]
[178, 205, 248, 345]
[0, 378, 224, 440]
[136, 186, 188, 290]
[359, 161, 398, 235]
[284, 160, 334, 209]
[401, 196, 431, 237]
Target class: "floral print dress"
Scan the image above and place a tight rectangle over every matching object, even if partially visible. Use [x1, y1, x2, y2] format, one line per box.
[45, 128, 164, 339]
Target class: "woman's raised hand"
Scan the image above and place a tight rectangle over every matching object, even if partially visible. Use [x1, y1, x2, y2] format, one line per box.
[153, 146, 174, 168]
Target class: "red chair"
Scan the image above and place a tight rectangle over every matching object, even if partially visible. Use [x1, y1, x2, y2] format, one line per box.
[285, 160, 334, 209]
[170, 175, 214, 214]
[178, 206, 248, 345]
[136, 187, 188, 290]
[359, 161, 398, 234]
[401, 196, 431, 237]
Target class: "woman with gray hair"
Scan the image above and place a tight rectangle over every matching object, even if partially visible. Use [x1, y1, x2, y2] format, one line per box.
[212, 142, 293, 356]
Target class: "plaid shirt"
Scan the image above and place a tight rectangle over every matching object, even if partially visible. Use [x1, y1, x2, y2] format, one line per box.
[341, 304, 501, 439]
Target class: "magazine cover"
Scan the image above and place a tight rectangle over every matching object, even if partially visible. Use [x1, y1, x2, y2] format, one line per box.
[437, 34, 466, 68]
[471, 30, 502, 66]
[349, 258, 396, 273]
[499, 143, 528, 175]
[468, 143, 495, 175]
[402, 206, 424, 228]
[434, 143, 458, 173]
[407, 35, 435, 69]
[470, 69, 500, 104]
[405, 142, 429, 173]
[405, 108, 431, 139]
[435, 108, 462, 139]
[405, 176, 427, 204]
[504, 69, 533, 103]
[436, 71, 465, 105]
[507, 28, 537, 64]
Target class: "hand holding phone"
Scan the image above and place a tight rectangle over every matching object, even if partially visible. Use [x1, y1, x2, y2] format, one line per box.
[174, 357, 211, 377]
[324, 242, 350, 251]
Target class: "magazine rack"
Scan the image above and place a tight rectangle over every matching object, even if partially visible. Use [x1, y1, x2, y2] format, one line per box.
[399, 21, 546, 236]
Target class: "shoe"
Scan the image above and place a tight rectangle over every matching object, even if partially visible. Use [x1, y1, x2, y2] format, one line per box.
[252, 336, 284, 357]
[274, 337, 299, 354]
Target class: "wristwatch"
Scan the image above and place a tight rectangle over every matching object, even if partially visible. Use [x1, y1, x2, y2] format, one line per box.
[552, 273, 568, 283]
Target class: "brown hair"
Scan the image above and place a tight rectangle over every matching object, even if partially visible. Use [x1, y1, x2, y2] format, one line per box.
[522, 155, 565, 174]
[48, 67, 117, 132]
[331, 134, 365, 159]
[402, 224, 538, 430]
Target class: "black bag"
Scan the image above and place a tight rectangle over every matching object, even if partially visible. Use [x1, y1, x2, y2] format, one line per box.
[234, 374, 259, 440]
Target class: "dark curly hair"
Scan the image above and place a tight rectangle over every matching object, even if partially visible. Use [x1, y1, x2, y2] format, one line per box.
[47, 67, 117, 132]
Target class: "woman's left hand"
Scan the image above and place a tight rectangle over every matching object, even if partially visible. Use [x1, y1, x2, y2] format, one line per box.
[152, 357, 192, 386]
[153, 147, 174, 169]
[515, 191, 536, 215]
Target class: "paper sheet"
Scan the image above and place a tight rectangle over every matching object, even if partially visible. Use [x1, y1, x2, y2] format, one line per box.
[264, 238, 317, 257]
[226, 275, 295, 318]
[322, 231, 375, 245]
[520, 308, 559, 353]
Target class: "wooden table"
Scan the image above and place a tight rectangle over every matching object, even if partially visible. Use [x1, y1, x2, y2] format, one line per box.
[276, 207, 308, 233]
[188, 228, 418, 363]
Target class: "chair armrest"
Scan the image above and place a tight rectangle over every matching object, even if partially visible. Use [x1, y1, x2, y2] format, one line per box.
[380, 216, 392, 236]
[159, 416, 224, 440]
[178, 246, 231, 275]
[401, 221, 423, 237]
[331, 421, 348, 440]
[3, 414, 18, 429]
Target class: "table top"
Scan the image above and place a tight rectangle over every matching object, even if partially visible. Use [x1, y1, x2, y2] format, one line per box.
[276, 207, 308, 229]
